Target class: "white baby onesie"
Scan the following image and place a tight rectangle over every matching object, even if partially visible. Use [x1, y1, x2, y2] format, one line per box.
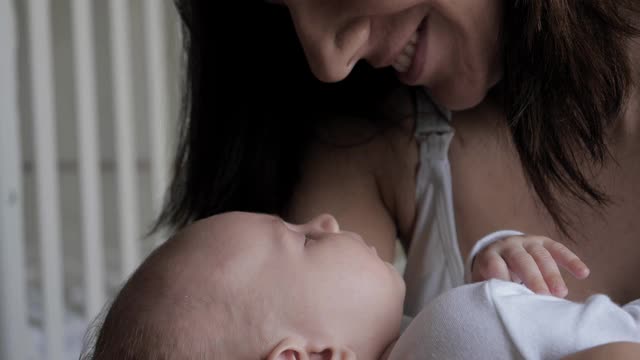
[390, 279, 640, 360]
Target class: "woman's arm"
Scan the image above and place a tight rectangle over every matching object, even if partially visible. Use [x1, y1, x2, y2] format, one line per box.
[285, 119, 417, 262]
[562, 342, 640, 360]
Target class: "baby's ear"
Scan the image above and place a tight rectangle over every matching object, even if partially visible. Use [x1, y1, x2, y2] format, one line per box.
[308, 348, 357, 360]
[272, 349, 303, 360]
[267, 338, 308, 360]
[268, 338, 356, 360]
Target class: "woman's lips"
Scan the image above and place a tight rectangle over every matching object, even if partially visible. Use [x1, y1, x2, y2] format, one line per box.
[391, 32, 418, 73]
[396, 17, 429, 84]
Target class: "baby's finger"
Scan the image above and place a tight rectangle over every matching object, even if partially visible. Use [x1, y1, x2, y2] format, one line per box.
[527, 244, 568, 298]
[503, 248, 551, 295]
[545, 241, 590, 279]
[473, 251, 510, 282]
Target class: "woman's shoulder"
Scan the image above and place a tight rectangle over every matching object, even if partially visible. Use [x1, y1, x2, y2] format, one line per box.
[447, 99, 555, 256]
[307, 113, 419, 239]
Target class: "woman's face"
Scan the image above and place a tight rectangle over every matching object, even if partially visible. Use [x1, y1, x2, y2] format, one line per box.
[279, 0, 503, 110]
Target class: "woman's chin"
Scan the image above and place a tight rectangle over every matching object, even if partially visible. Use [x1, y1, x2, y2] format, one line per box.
[427, 82, 491, 111]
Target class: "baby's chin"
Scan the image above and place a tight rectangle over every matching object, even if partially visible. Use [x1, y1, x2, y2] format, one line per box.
[376, 289, 406, 358]
[385, 261, 407, 301]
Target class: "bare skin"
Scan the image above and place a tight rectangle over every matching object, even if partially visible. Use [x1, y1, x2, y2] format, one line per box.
[287, 87, 418, 262]
[281, 5, 640, 358]
[289, 89, 640, 306]
[561, 342, 640, 360]
[451, 40, 640, 304]
[451, 93, 640, 305]
[95, 212, 405, 359]
[288, 44, 640, 305]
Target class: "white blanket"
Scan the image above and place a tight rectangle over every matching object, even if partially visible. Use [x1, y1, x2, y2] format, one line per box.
[390, 280, 640, 360]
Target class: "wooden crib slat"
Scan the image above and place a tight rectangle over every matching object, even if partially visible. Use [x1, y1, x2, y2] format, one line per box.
[109, 0, 141, 279]
[143, 0, 170, 220]
[26, 0, 65, 359]
[0, 1, 30, 359]
[70, 0, 106, 320]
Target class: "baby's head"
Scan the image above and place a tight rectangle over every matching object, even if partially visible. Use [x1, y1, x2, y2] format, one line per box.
[89, 212, 405, 359]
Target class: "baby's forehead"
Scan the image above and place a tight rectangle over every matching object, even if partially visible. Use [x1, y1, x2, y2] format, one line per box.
[179, 212, 278, 247]
[149, 213, 291, 319]
[172, 212, 286, 278]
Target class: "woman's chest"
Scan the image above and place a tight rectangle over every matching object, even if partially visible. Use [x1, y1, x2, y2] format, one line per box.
[447, 110, 640, 304]
[558, 153, 640, 304]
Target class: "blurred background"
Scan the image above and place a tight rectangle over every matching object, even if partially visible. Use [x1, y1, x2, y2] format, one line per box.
[1, 0, 182, 359]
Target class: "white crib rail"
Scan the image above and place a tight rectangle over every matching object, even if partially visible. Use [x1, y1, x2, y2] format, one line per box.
[1, 1, 180, 359]
[0, 1, 29, 359]
[26, 0, 66, 359]
[70, 0, 106, 321]
[109, 0, 142, 280]
[143, 0, 171, 217]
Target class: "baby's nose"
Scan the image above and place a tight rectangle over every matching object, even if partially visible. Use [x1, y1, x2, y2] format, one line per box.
[308, 214, 340, 233]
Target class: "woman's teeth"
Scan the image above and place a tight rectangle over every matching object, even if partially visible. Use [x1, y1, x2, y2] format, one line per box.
[392, 31, 418, 73]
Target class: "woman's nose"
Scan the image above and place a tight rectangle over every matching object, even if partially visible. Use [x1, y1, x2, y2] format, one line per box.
[290, 8, 369, 82]
[306, 214, 340, 233]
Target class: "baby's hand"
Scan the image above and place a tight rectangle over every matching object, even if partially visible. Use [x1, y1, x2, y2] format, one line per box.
[471, 235, 590, 297]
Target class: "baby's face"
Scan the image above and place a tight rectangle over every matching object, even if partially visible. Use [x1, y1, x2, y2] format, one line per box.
[177, 211, 405, 358]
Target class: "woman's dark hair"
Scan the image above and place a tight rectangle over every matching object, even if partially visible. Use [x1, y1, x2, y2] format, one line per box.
[156, 0, 640, 236]
[153, 0, 403, 232]
[503, 0, 640, 234]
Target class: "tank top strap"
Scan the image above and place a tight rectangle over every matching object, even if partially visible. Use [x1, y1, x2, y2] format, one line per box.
[413, 88, 454, 160]
[414, 88, 452, 136]
[404, 88, 464, 315]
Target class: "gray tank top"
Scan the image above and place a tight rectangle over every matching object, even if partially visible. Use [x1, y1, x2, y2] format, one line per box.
[403, 89, 465, 317]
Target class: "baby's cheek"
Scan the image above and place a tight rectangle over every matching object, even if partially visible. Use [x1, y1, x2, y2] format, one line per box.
[378, 263, 406, 319]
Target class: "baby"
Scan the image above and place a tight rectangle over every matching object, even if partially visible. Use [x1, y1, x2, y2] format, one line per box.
[86, 212, 405, 359]
[83, 212, 639, 359]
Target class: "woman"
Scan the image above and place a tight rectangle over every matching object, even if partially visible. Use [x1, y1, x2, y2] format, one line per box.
[290, 0, 640, 303]
[156, 0, 640, 356]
